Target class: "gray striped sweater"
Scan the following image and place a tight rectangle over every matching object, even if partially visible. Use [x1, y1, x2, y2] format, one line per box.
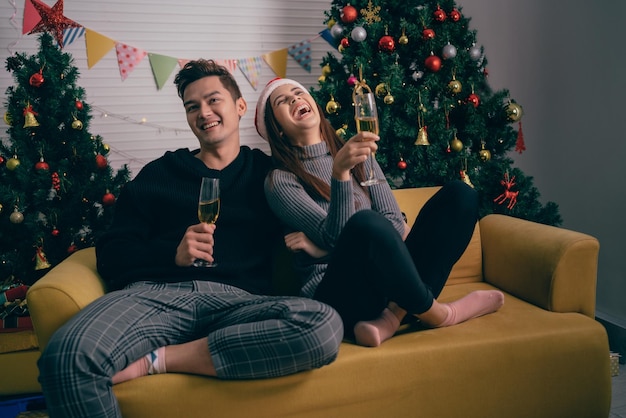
[264, 141, 405, 298]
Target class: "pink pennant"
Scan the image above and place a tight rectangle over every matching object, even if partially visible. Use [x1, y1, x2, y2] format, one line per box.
[22, 0, 46, 34]
[178, 59, 190, 68]
[215, 59, 237, 75]
[115, 43, 147, 81]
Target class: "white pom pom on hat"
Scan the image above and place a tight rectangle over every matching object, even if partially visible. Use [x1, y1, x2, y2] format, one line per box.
[254, 77, 308, 142]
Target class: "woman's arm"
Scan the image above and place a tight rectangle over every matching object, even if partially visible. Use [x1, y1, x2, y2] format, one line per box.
[265, 170, 354, 250]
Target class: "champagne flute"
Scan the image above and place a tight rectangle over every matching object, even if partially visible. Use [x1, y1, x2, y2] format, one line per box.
[193, 177, 220, 267]
[354, 89, 385, 186]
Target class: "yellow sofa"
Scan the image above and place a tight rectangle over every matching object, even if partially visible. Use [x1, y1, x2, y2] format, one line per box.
[27, 187, 611, 417]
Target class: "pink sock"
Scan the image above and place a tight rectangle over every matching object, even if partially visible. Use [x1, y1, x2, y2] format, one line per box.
[112, 347, 166, 384]
[353, 308, 401, 347]
[437, 290, 504, 327]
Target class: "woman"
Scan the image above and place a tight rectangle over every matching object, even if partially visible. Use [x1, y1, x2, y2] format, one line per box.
[256, 78, 503, 347]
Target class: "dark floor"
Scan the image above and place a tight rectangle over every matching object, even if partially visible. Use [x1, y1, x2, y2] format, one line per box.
[611, 361, 626, 418]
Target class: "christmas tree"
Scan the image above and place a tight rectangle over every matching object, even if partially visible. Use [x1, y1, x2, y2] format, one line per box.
[313, 0, 561, 225]
[1, 33, 130, 287]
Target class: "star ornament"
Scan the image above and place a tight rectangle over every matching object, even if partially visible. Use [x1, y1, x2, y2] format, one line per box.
[28, 0, 81, 48]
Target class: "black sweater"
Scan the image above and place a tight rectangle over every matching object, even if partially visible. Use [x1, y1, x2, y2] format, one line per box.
[96, 147, 281, 294]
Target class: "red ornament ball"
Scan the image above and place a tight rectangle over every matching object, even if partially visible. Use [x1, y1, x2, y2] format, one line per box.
[449, 9, 461, 22]
[67, 244, 78, 254]
[102, 192, 116, 206]
[340, 37, 350, 48]
[75, 100, 84, 110]
[51, 228, 60, 237]
[422, 28, 435, 40]
[29, 71, 44, 87]
[397, 160, 407, 170]
[433, 7, 447, 22]
[95, 154, 108, 169]
[35, 160, 50, 171]
[0, 155, 5, 165]
[379, 35, 396, 52]
[425, 55, 442, 72]
[467, 93, 480, 108]
[340, 5, 358, 23]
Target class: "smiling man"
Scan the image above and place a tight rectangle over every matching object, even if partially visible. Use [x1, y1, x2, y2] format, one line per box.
[36, 60, 343, 418]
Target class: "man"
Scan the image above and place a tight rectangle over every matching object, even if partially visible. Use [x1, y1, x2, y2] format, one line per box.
[37, 60, 343, 418]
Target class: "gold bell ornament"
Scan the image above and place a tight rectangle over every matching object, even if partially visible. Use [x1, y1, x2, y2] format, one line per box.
[23, 103, 39, 128]
[415, 126, 430, 146]
[35, 246, 52, 271]
[71, 114, 83, 130]
[479, 142, 492, 161]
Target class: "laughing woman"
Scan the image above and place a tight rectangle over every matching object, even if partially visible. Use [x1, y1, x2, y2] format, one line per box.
[256, 78, 503, 347]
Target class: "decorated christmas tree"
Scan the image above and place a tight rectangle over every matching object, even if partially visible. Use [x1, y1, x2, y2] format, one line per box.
[1, 33, 130, 287]
[313, 0, 561, 225]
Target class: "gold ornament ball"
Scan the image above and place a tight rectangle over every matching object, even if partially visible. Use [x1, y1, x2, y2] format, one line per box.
[6, 157, 20, 171]
[10, 210, 24, 224]
[479, 148, 492, 161]
[399, 35, 409, 45]
[72, 119, 83, 130]
[450, 137, 464, 152]
[506, 102, 523, 122]
[321, 64, 331, 76]
[448, 79, 462, 94]
[103, 143, 110, 153]
[318, 75, 326, 83]
[3, 112, 11, 126]
[325, 99, 339, 114]
[384, 93, 395, 105]
[336, 126, 347, 137]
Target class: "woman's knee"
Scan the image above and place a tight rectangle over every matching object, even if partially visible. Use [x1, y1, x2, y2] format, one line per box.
[441, 180, 479, 217]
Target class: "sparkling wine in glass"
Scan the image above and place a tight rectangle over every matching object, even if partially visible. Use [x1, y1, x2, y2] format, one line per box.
[193, 177, 220, 267]
[354, 91, 385, 186]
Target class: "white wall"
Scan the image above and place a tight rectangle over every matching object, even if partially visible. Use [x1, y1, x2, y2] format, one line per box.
[2, 0, 624, 327]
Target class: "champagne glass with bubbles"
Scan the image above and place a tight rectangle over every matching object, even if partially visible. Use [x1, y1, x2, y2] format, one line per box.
[354, 85, 385, 186]
[193, 177, 220, 267]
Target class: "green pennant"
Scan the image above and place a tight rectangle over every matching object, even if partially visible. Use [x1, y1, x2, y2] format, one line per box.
[148, 53, 178, 90]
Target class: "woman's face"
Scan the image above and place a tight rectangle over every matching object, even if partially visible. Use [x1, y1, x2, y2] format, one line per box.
[269, 84, 321, 145]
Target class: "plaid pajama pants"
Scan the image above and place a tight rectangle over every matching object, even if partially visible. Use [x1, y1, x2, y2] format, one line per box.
[38, 280, 343, 418]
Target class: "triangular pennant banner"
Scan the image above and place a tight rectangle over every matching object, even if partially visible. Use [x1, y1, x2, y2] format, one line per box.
[288, 40, 312, 72]
[319, 29, 339, 50]
[263, 48, 288, 79]
[215, 59, 238, 75]
[63, 27, 85, 47]
[116, 42, 148, 81]
[22, 0, 44, 34]
[178, 59, 190, 68]
[85, 29, 115, 69]
[238, 56, 264, 90]
[148, 53, 178, 90]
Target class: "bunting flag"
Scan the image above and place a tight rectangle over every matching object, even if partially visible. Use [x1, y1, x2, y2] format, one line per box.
[63, 27, 85, 47]
[21, 3, 331, 91]
[215, 59, 238, 75]
[288, 40, 312, 72]
[263, 48, 288, 78]
[85, 28, 115, 69]
[148, 53, 179, 90]
[22, 0, 43, 34]
[319, 28, 339, 49]
[238, 56, 264, 90]
[116, 43, 147, 81]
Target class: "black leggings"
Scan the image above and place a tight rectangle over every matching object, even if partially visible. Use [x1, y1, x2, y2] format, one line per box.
[314, 180, 478, 334]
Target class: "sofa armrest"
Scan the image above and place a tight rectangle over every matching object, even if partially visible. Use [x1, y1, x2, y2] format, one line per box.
[479, 214, 599, 318]
[27, 248, 106, 349]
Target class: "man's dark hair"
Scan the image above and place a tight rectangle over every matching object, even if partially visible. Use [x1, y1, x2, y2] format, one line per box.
[174, 59, 242, 101]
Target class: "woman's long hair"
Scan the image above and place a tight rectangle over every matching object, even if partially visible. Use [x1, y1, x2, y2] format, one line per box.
[264, 100, 369, 201]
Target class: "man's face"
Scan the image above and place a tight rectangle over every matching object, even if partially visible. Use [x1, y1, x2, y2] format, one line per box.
[182, 76, 247, 148]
